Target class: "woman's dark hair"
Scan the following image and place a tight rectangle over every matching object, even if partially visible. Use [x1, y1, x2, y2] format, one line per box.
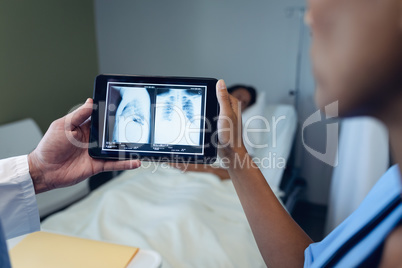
[227, 84, 257, 107]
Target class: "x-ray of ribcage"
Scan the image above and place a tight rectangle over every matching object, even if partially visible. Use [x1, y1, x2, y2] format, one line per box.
[182, 96, 194, 123]
[113, 87, 151, 143]
[163, 96, 176, 121]
[155, 89, 202, 145]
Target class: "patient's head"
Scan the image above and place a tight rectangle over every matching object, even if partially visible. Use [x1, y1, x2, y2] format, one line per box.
[306, 0, 402, 118]
[228, 85, 257, 112]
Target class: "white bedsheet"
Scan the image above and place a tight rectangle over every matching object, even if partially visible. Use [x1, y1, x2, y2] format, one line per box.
[42, 165, 268, 268]
[41, 104, 296, 268]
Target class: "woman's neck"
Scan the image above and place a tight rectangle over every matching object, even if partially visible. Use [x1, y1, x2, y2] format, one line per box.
[389, 128, 402, 176]
[380, 92, 402, 177]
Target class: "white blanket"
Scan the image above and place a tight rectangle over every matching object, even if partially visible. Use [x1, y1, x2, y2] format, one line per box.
[42, 165, 268, 268]
[41, 103, 296, 267]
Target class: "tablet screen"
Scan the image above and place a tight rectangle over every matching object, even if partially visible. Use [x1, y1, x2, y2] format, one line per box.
[103, 82, 207, 155]
[89, 75, 218, 162]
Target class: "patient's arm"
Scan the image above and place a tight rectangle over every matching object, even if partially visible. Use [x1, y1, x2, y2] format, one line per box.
[171, 163, 230, 180]
[216, 80, 312, 268]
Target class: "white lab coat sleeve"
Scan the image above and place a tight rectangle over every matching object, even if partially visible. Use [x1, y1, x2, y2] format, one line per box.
[0, 155, 40, 239]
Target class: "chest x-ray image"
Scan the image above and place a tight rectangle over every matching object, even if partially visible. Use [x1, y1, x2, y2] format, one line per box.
[112, 87, 151, 143]
[154, 88, 203, 146]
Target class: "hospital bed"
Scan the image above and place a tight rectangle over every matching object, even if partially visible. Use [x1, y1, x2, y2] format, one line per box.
[0, 97, 298, 268]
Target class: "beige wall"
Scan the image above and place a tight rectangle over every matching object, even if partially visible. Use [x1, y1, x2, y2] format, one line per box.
[0, 1, 98, 132]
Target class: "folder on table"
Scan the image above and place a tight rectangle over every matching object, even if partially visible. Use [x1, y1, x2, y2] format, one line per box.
[9, 231, 139, 268]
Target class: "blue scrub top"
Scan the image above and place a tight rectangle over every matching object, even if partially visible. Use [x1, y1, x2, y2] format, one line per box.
[304, 165, 402, 267]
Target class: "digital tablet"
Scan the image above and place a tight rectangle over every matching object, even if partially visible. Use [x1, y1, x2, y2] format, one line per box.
[89, 74, 219, 163]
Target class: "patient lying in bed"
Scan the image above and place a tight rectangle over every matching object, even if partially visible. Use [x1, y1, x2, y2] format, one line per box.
[41, 92, 296, 268]
[171, 84, 257, 180]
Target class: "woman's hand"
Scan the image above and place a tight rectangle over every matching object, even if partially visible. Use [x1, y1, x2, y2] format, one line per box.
[215, 81, 312, 268]
[216, 80, 247, 162]
[28, 98, 141, 194]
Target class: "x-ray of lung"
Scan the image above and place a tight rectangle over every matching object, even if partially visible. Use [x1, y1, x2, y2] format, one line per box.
[103, 83, 206, 154]
[154, 89, 202, 145]
[112, 87, 151, 143]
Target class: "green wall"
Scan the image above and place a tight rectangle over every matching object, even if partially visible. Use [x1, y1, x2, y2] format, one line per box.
[0, 0, 98, 132]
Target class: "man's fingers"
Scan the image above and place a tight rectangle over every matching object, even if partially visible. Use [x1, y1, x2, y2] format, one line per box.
[102, 159, 142, 172]
[216, 80, 232, 116]
[66, 98, 93, 131]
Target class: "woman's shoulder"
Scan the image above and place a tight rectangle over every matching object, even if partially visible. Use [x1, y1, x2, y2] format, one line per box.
[379, 224, 402, 268]
[304, 166, 402, 267]
[360, 165, 401, 206]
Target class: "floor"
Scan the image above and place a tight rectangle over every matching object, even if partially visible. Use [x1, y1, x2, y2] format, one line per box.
[291, 201, 328, 242]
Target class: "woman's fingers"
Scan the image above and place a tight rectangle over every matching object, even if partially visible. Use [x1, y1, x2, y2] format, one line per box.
[216, 79, 241, 119]
[216, 80, 232, 116]
[229, 95, 240, 117]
